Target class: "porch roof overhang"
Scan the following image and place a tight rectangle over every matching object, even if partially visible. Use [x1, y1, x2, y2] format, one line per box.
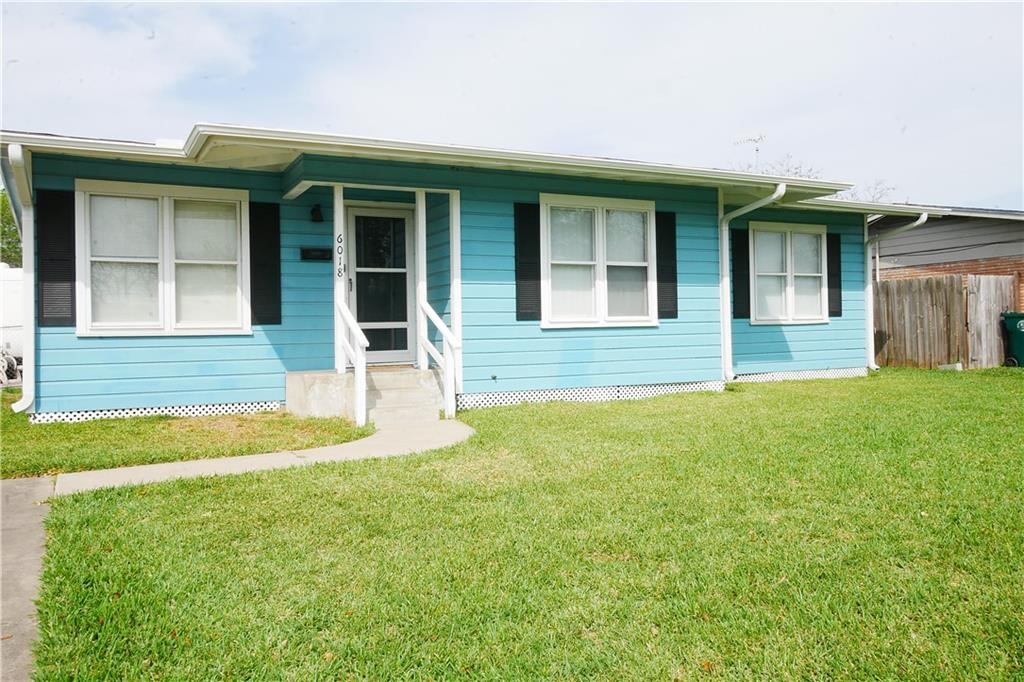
[0, 123, 852, 206]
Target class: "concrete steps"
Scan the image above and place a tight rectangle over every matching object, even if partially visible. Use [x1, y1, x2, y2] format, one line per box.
[367, 367, 444, 426]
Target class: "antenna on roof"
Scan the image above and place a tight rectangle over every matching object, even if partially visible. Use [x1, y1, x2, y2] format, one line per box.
[735, 134, 766, 171]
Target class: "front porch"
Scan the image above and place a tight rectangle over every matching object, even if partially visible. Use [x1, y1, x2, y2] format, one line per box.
[283, 179, 464, 427]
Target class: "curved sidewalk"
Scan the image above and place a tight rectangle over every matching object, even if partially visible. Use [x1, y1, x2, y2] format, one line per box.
[1, 419, 475, 681]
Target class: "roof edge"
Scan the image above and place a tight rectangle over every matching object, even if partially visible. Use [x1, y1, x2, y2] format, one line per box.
[2, 124, 852, 196]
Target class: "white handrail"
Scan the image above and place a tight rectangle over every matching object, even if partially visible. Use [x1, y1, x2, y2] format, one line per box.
[335, 301, 369, 427]
[336, 300, 370, 350]
[417, 298, 459, 418]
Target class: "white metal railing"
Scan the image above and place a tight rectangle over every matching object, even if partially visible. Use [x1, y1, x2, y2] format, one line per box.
[335, 300, 370, 427]
[417, 298, 461, 418]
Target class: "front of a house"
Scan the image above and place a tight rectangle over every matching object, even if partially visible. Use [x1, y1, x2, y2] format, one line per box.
[1, 125, 931, 425]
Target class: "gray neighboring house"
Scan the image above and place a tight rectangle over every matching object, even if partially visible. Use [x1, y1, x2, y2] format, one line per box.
[869, 206, 1024, 308]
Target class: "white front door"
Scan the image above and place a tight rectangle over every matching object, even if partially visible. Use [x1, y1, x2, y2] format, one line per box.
[347, 208, 416, 364]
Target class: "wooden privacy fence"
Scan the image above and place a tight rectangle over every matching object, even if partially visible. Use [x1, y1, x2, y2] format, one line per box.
[874, 274, 1016, 368]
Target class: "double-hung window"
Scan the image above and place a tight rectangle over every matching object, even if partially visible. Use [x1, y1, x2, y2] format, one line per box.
[75, 180, 250, 336]
[540, 194, 657, 328]
[749, 222, 827, 324]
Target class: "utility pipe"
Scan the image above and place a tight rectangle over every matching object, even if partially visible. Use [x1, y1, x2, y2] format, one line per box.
[863, 211, 927, 371]
[718, 183, 786, 381]
[9, 145, 35, 413]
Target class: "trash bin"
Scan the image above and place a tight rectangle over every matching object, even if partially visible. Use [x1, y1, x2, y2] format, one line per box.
[1001, 311, 1024, 367]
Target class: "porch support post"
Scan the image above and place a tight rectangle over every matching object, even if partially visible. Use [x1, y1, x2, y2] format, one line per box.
[415, 190, 428, 369]
[449, 190, 463, 392]
[333, 185, 347, 373]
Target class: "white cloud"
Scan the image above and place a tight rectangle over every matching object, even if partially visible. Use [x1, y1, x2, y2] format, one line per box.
[2, 2, 1021, 208]
[2, 3, 257, 140]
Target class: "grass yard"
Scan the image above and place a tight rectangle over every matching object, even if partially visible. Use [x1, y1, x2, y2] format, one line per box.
[36, 369, 1023, 679]
[0, 389, 371, 478]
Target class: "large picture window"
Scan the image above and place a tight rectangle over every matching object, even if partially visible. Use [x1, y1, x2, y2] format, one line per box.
[749, 222, 827, 324]
[540, 194, 657, 328]
[75, 180, 250, 336]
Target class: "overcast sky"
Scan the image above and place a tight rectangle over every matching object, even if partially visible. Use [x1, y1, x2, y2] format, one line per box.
[2, 2, 1021, 208]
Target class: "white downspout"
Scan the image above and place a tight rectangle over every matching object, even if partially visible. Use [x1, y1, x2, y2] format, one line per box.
[864, 217, 878, 370]
[864, 211, 927, 371]
[719, 182, 786, 381]
[9, 145, 35, 413]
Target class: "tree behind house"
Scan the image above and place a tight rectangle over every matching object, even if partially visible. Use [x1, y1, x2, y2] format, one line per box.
[1, 190, 21, 266]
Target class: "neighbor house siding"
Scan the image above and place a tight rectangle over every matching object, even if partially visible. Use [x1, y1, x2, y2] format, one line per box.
[32, 154, 335, 413]
[871, 216, 1023, 269]
[730, 208, 866, 374]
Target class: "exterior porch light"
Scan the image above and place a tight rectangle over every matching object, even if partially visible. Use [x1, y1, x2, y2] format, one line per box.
[310, 203, 325, 223]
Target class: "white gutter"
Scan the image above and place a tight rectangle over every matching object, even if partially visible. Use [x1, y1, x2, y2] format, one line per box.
[8, 144, 35, 413]
[866, 212, 928, 246]
[719, 182, 786, 381]
[1, 125, 853, 197]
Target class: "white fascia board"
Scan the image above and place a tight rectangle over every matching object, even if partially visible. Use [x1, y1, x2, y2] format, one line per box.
[798, 198, 949, 218]
[3, 125, 852, 198]
[188, 123, 853, 193]
[0, 130, 186, 161]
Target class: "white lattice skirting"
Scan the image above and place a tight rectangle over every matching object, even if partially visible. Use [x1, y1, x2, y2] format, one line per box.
[457, 380, 726, 410]
[733, 367, 868, 383]
[29, 401, 284, 424]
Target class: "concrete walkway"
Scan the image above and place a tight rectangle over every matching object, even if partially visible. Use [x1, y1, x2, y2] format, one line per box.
[0, 419, 474, 681]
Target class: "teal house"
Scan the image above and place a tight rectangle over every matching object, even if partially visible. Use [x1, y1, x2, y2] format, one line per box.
[0, 125, 936, 425]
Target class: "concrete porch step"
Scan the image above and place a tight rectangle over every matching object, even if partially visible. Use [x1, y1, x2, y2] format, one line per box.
[286, 366, 447, 427]
[367, 366, 444, 426]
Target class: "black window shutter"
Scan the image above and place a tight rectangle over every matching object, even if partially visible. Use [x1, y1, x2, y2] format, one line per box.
[655, 211, 678, 319]
[730, 229, 750, 319]
[826, 233, 842, 317]
[249, 202, 282, 325]
[36, 189, 76, 327]
[514, 203, 541, 321]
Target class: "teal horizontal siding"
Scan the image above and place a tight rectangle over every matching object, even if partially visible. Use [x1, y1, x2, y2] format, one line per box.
[426, 193, 451, 354]
[33, 150, 876, 412]
[729, 208, 867, 374]
[32, 154, 335, 413]
[459, 186, 723, 393]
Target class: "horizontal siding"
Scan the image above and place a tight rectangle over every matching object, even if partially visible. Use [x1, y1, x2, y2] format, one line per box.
[730, 207, 867, 374]
[872, 216, 1024, 267]
[425, 192, 451, 354]
[32, 154, 335, 413]
[459, 184, 722, 393]
[32, 150, 878, 411]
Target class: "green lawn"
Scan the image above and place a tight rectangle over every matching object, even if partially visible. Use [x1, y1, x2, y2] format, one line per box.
[36, 370, 1023, 679]
[0, 389, 371, 478]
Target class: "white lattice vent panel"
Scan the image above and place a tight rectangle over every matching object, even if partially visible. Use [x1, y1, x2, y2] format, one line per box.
[30, 401, 284, 424]
[734, 367, 868, 383]
[457, 380, 725, 410]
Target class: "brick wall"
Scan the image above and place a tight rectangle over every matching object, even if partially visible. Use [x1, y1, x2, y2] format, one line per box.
[877, 255, 1024, 309]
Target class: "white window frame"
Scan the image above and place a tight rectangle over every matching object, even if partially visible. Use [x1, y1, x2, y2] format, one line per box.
[748, 221, 828, 325]
[539, 193, 657, 329]
[75, 179, 251, 337]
